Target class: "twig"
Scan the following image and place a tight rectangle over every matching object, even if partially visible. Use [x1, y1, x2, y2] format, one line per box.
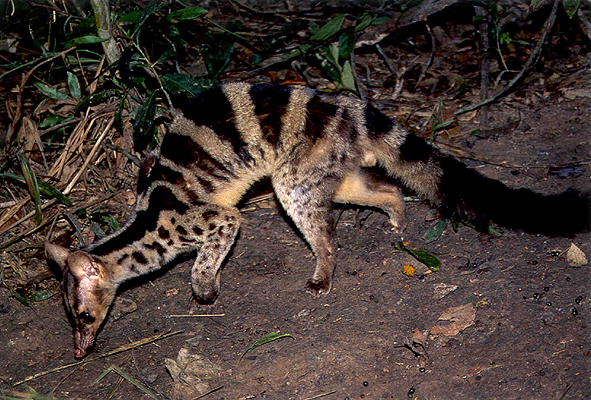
[455, 0, 561, 116]
[13, 330, 184, 386]
[302, 391, 337, 400]
[7, 48, 77, 143]
[0, 198, 57, 244]
[191, 385, 224, 400]
[38, 117, 83, 137]
[103, 142, 141, 166]
[167, 314, 226, 318]
[475, 4, 491, 127]
[415, 23, 435, 88]
[0, 198, 29, 233]
[63, 116, 115, 195]
[375, 43, 395, 73]
[0, 200, 17, 208]
[0, 210, 54, 251]
[243, 192, 275, 207]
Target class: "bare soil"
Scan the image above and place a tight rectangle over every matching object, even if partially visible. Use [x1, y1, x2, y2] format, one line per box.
[1, 95, 590, 399]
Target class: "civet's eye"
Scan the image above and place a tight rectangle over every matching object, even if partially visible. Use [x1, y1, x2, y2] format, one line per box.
[79, 311, 95, 323]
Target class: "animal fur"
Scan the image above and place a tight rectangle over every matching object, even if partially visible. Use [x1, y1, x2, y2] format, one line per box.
[46, 82, 590, 358]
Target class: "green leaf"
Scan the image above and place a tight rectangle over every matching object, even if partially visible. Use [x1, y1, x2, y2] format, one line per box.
[101, 214, 120, 231]
[338, 27, 355, 60]
[64, 35, 105, 48]
[12, 290, 29, 307]
[119, 10, 141, 23]
[371, 16, 390, 25]
[161, 74, 218, 95]
[498, 32, 512, 46]
[0, 172, 72, 206]
[203, 38, 234, 77]
[340, 60, 356, 90]
[132, 0, 164, 39]
[422, 218, 449, 243]
[26, 290, 56, 302]
[241, 332, 293, 359]
[531, 0, 546, 10]
[314, 45, 341, 85]
[432, 119, 456, 132]
[394, 242, 441, 272]
[34, 82, 70, 100]
[92, 222, 106, 239]
[67, 71, 81, 99]
[408, 249, 441, 272]
[133, 90, 158, 149]
[562, 0, 579, 18]
[167, 6, 208, 21]
[39, 114, 75, 129]
[310, 14, 346, 41]
[75, 89, 122, 112]
[355, 14, 373, 32]
[18, 154, 42, 225]
[288, 44, 312, 60]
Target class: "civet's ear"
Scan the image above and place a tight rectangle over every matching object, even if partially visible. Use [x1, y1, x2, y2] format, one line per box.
[45, 241, 71, 271]
[67, 252, 101, 280]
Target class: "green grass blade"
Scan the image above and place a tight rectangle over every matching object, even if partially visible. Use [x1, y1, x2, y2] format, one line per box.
[18, 154, 43, 225]
[0, 172, 72, 206]
[33, 82, 70, 100]
[94, 366, 158, 399]
[311, 14, 346, 41]
[241, 332, 293, 359]
[422, 218, 449, 243]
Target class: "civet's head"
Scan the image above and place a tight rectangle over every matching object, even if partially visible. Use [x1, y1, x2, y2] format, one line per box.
[46, 242, 116, 358]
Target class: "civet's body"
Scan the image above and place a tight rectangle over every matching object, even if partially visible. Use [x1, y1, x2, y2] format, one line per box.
[46, 83, 590, 358]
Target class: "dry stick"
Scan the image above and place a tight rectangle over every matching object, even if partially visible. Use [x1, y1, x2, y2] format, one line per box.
[475, 5, 491, 127]
[0, 198, 29, 230]
[168, 314, 226, 318]
[13, 330, 184, 386]
[38, 117, 82, 137]
[190, 385, 224, 400]
[0, 198, 56, 238]
[455, 0, 561, 116]
[375, 43, 395, 73]
[0, 200, 57, 250]
[48, 110, 91, 178]
[63, 116, 115, 195]
[7, 47, 77, 143]
[302, 391, 337, 400]
[0, 201, 17, 208]
[415, 23, 435, 88]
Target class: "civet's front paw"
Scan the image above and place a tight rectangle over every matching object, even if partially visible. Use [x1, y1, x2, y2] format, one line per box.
[306, 278, 331, 296]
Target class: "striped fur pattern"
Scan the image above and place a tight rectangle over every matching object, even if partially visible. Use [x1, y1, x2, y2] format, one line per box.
[46, 83, 590, 358]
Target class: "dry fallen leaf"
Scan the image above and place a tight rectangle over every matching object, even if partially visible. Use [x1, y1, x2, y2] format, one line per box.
[403, 264, 416, 276]
[430, 303, 475, 337]
[561, 88, 591, 100]
[433, 283, 458, 300]
[165, 348, 222, 398]
[566, 243, 587, 267]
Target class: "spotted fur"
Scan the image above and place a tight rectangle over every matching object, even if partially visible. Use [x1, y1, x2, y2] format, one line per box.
[46, 83, 590, 358]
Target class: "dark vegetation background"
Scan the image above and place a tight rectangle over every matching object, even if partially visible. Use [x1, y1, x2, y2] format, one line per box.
[0, 0, 589, 399]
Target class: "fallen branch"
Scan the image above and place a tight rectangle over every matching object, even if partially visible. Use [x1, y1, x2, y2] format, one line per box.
[13, 330, 183, 386]
[455, 0, 561, 116]
[167, 313, 226, 318]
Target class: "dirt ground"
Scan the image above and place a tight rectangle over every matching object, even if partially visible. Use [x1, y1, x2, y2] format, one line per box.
[0, 91, 590, 400]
